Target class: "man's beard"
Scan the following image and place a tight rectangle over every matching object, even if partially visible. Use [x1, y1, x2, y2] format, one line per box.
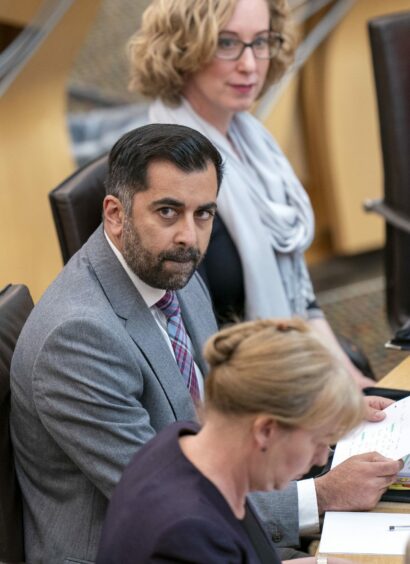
[122, 217, 202, 290]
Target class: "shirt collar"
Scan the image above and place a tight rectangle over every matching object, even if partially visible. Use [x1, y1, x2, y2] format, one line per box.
[104, 230, 165, 308]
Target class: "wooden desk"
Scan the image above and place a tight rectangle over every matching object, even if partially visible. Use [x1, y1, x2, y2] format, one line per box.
[319, 356, 410, 563]
[377, 357, 410, 391]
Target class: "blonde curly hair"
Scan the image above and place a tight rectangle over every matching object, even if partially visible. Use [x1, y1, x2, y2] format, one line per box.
[128, 0, 296, 105]
[203, 318, 365, 443]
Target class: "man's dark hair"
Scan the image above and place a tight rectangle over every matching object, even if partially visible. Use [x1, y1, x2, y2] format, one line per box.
[106, 123, 224, 213]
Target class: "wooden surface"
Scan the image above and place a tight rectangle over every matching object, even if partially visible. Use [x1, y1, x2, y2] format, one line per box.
[0, 0, 102, 300]
[377, 357, 410, 390]
[302, 0, 410, 255]
[263, 0, 410, 263]
[0, 0, 42, 26]
[318, 356, 410, 563]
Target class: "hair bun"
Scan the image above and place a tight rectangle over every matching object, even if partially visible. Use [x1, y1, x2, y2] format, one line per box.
[204, 318, 308, 368]
[204, 320, 270, 367]
[204, 331, 241, 367]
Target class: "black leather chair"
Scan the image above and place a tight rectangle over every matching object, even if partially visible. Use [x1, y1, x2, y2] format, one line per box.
[49, 154, 108, 264]
[0, 283, 34, 562]
[365, 11, 410, 331]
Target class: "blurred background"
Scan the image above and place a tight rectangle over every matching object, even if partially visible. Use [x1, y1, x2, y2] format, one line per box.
[1, 0, 409, 376]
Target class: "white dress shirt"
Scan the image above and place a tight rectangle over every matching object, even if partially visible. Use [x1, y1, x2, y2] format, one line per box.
[297, 477, 320, 534]
[104, 232, 204, 398]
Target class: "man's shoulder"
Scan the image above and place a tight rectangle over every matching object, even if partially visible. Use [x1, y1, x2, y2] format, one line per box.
[35, 227, 129, 321]
[37, 251, 105, 319]
[13, 233, 123, 352]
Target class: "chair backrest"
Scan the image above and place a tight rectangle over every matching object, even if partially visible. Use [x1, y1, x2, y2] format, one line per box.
[0, 284, 34, 562]
[368, 11, 410, 330]
[49, 154, 108, 264]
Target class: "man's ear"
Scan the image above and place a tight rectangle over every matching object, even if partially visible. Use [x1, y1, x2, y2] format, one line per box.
[103, 195, 125, 238]
[252, 415, 279, 452]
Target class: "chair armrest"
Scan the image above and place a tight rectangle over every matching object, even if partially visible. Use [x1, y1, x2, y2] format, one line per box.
[363, 198, 410, 235]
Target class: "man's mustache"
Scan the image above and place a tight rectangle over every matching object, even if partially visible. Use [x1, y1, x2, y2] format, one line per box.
[159, 248, 201, 263]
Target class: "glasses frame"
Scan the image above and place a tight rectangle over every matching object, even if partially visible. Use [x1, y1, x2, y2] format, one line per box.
[215, 31, 284, 61]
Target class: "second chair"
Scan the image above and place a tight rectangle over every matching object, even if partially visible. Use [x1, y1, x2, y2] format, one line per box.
[49, 154, 108, 264]
[0, 283, 34, 563]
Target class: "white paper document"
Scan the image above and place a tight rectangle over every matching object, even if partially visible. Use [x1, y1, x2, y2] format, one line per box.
[331, 395, 410, 467]
[319, 512, 410, 555]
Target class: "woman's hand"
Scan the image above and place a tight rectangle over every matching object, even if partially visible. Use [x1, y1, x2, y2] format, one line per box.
[364, 395, 395, 422]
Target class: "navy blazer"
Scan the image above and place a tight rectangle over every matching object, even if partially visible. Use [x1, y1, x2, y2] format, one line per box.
[97, 422, 281, 564]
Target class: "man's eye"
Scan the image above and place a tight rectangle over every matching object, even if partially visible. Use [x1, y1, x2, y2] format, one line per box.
[158, 208, 178, 219]
[218, 37, 239, 49]
[196, 210, 214, 221]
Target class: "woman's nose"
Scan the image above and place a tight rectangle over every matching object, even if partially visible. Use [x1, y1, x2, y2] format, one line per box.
[237, 45, 258, 71]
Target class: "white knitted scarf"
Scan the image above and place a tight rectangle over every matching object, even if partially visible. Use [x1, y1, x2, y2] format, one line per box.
[149, 98, 315, 320]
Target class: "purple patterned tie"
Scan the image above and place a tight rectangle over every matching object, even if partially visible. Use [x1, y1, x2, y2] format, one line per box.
[155, 290, 200, 403]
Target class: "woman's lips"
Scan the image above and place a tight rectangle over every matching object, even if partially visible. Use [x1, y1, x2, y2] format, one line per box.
[229, 83, 255, 94]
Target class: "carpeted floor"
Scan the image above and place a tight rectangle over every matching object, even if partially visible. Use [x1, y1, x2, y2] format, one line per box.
[316, 278, 408, 380]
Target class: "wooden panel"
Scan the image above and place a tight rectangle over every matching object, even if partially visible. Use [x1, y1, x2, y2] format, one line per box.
[303, 0, 410, 254]
[0, 0, 102, 300]
[376, 356, 410, 389]
[0, 0, 42, 26]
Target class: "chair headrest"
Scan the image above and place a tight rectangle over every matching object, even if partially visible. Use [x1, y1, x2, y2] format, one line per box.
[49, 154, 108, 263]
[0, 284, 34, 400]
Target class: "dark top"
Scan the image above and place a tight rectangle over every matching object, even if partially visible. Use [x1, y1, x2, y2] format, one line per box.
[199, 214, 245, 325]
[97, 422, 280, 564]
[199, 214, 319, 326]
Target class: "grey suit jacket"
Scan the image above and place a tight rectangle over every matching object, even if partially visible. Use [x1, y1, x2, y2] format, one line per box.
[10, 227, 299, 564]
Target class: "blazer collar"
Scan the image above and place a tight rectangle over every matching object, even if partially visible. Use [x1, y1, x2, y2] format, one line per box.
[84, 227, 198, 421]
[177, 283, 211, 377]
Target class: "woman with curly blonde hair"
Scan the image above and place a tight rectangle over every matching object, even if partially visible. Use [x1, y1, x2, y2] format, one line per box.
[128, 0, 374, 391]
[98, 318, 362, 563]
[129, 0, 294, 105]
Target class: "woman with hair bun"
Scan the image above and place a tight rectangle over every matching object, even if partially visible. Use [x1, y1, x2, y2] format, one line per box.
[128, 0, 374, 390]
[97, 318, 362, 564]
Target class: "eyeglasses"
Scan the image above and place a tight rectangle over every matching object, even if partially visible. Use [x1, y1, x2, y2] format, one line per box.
[215, 31, 284, 61]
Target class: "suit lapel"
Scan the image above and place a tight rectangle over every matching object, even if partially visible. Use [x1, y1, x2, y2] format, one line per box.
[85, 228, 196, 422]
[178, 275, 218, 376]
[125, 298, 196, 421]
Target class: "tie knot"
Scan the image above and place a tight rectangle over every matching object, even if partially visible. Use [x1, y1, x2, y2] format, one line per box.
[155, 290, 180, 319]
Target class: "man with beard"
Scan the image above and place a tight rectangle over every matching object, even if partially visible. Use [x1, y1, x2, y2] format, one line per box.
[10, 124, 224, 564]
[10, 124, 401, 564]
